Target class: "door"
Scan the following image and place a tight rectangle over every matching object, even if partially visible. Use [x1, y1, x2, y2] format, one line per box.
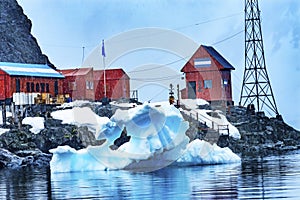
[187, 81, 196, 99]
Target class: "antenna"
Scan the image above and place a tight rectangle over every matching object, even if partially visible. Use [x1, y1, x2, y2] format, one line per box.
[81, 46, 85, 66]
[239, 0, 279, 116]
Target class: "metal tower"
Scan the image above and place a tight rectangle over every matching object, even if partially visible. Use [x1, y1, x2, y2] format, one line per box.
[239, 0, 279, 116]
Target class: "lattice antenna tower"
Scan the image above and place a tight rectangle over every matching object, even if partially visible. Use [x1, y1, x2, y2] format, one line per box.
[239, 0, 279, 116]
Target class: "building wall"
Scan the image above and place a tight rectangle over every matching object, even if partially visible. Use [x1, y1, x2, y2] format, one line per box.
[62, 76, 94, 101]
[0, 70, 63, 102]
[94, 70, 130, 101]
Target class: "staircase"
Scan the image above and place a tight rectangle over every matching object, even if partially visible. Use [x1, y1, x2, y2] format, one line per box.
[181, 108, 229, 145]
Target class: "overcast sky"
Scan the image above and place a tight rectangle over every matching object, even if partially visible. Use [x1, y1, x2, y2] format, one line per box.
[16, 0, 300, 130]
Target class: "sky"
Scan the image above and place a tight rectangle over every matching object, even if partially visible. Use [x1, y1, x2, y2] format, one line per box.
[16, 0, 300, 130]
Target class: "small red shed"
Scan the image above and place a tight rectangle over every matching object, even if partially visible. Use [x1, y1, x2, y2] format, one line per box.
[94, 68, 130, 101]
[0, 62, 64, 104]
[59, 67, 95, 101]
[181, 45, 235, 105]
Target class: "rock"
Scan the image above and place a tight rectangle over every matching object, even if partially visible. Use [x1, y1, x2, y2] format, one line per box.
[226, 105, 300, 157]
[0, 0, 54, 68]
[0, 148, 52, 169]
[0, 148, 23, 169]
[34, 126, 84, 153]
[266, 126, 273, 132]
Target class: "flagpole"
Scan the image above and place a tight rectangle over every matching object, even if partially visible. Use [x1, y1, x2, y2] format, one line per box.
[103, 55, 106, 97]
[102, 39, 107, 98]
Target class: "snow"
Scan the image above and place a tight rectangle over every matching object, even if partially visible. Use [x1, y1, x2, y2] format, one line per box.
[50, 101, 241, 173]
[51, 106, 112, 136]
[180, 99, 240, 139]
[56, 100, 90, 109]
[180, 98, 209, 109]
[0, 128, 9, 136]
[0, 110, 12, 125]
[22, 117, 44, 134]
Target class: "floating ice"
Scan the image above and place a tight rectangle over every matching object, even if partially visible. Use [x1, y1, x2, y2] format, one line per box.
[50, 102, 190, 172]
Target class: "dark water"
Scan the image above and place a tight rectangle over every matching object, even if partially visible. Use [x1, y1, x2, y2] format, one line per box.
[1, 151, 300, 199]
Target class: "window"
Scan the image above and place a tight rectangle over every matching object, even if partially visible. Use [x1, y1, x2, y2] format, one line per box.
[31, 82, 35, 92]
[46, 83, 49, 93]
[16, 79, 20, 92]
[26, 82, 30, 92]
[223, 79, 229, 86]
[36, 83, 40, 92]
[69, 82, 76, 90]
[204, 80, 212, 89]
[86, 81, 94, 90]
[41, 83, 45, 93]
[86, 81, 89, 90]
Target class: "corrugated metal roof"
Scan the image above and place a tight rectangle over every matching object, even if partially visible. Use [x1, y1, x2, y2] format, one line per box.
[202, 45, 235, 70]
[0, 62, 64, 78]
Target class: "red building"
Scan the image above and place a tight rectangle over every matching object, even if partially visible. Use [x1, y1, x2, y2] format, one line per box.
[0, 62, 64, 104]
[181, 45, 235, 105]
[94, 68, 130, 101]
[59, 68, 95, 101]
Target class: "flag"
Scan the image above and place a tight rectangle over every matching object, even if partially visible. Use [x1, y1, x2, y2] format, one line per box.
[101, 39, 106, 57]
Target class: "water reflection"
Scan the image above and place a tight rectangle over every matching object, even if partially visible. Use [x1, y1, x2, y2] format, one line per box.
[1, 152, 300, 199]
[50, 163, 240, 199]
[0, 167, 51, 200]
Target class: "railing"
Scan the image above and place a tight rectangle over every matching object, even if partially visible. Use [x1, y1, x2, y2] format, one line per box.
[188, 111, 229, 135]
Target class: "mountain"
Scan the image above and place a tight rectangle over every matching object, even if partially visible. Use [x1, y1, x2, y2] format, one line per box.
[0, 0, 55, 69]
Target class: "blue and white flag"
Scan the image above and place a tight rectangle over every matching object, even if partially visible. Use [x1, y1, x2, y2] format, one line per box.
[102, 39, 106, 57]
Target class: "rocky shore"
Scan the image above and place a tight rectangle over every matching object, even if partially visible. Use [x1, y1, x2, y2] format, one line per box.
[0, 102, 299, 169]
[225, 106, 300, 157]
[0, 103, 114, 169]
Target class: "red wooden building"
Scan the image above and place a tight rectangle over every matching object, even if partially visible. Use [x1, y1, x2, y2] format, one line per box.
[0, 62, 64, 104]
[94, 68, 130, 101]
[181, 45, 235, 105]
[59, 67, 95, 101]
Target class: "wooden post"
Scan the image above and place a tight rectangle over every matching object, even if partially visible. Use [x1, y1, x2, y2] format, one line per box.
[1, 103, 6, 125]
[11, 102, 15, 125]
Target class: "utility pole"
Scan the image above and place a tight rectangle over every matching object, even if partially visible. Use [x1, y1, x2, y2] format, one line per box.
[239, 0, 280, 117]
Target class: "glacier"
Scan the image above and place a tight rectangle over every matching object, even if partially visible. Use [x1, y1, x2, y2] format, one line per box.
[48, 100, 241, 173]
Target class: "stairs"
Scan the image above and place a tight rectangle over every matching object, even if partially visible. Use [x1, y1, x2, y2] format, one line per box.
[204, 129, 220, 145]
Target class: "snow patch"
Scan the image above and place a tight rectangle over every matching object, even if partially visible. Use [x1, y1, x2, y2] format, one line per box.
[22, 117, 45, 134]
[0, 128, 9, 135]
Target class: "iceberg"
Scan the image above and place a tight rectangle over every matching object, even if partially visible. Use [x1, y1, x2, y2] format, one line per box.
[50, 101, 241, 173]
[50, 102, 190, 172]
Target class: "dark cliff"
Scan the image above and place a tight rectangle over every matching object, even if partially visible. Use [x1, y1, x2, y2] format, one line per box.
[0, 0, 55, 69]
